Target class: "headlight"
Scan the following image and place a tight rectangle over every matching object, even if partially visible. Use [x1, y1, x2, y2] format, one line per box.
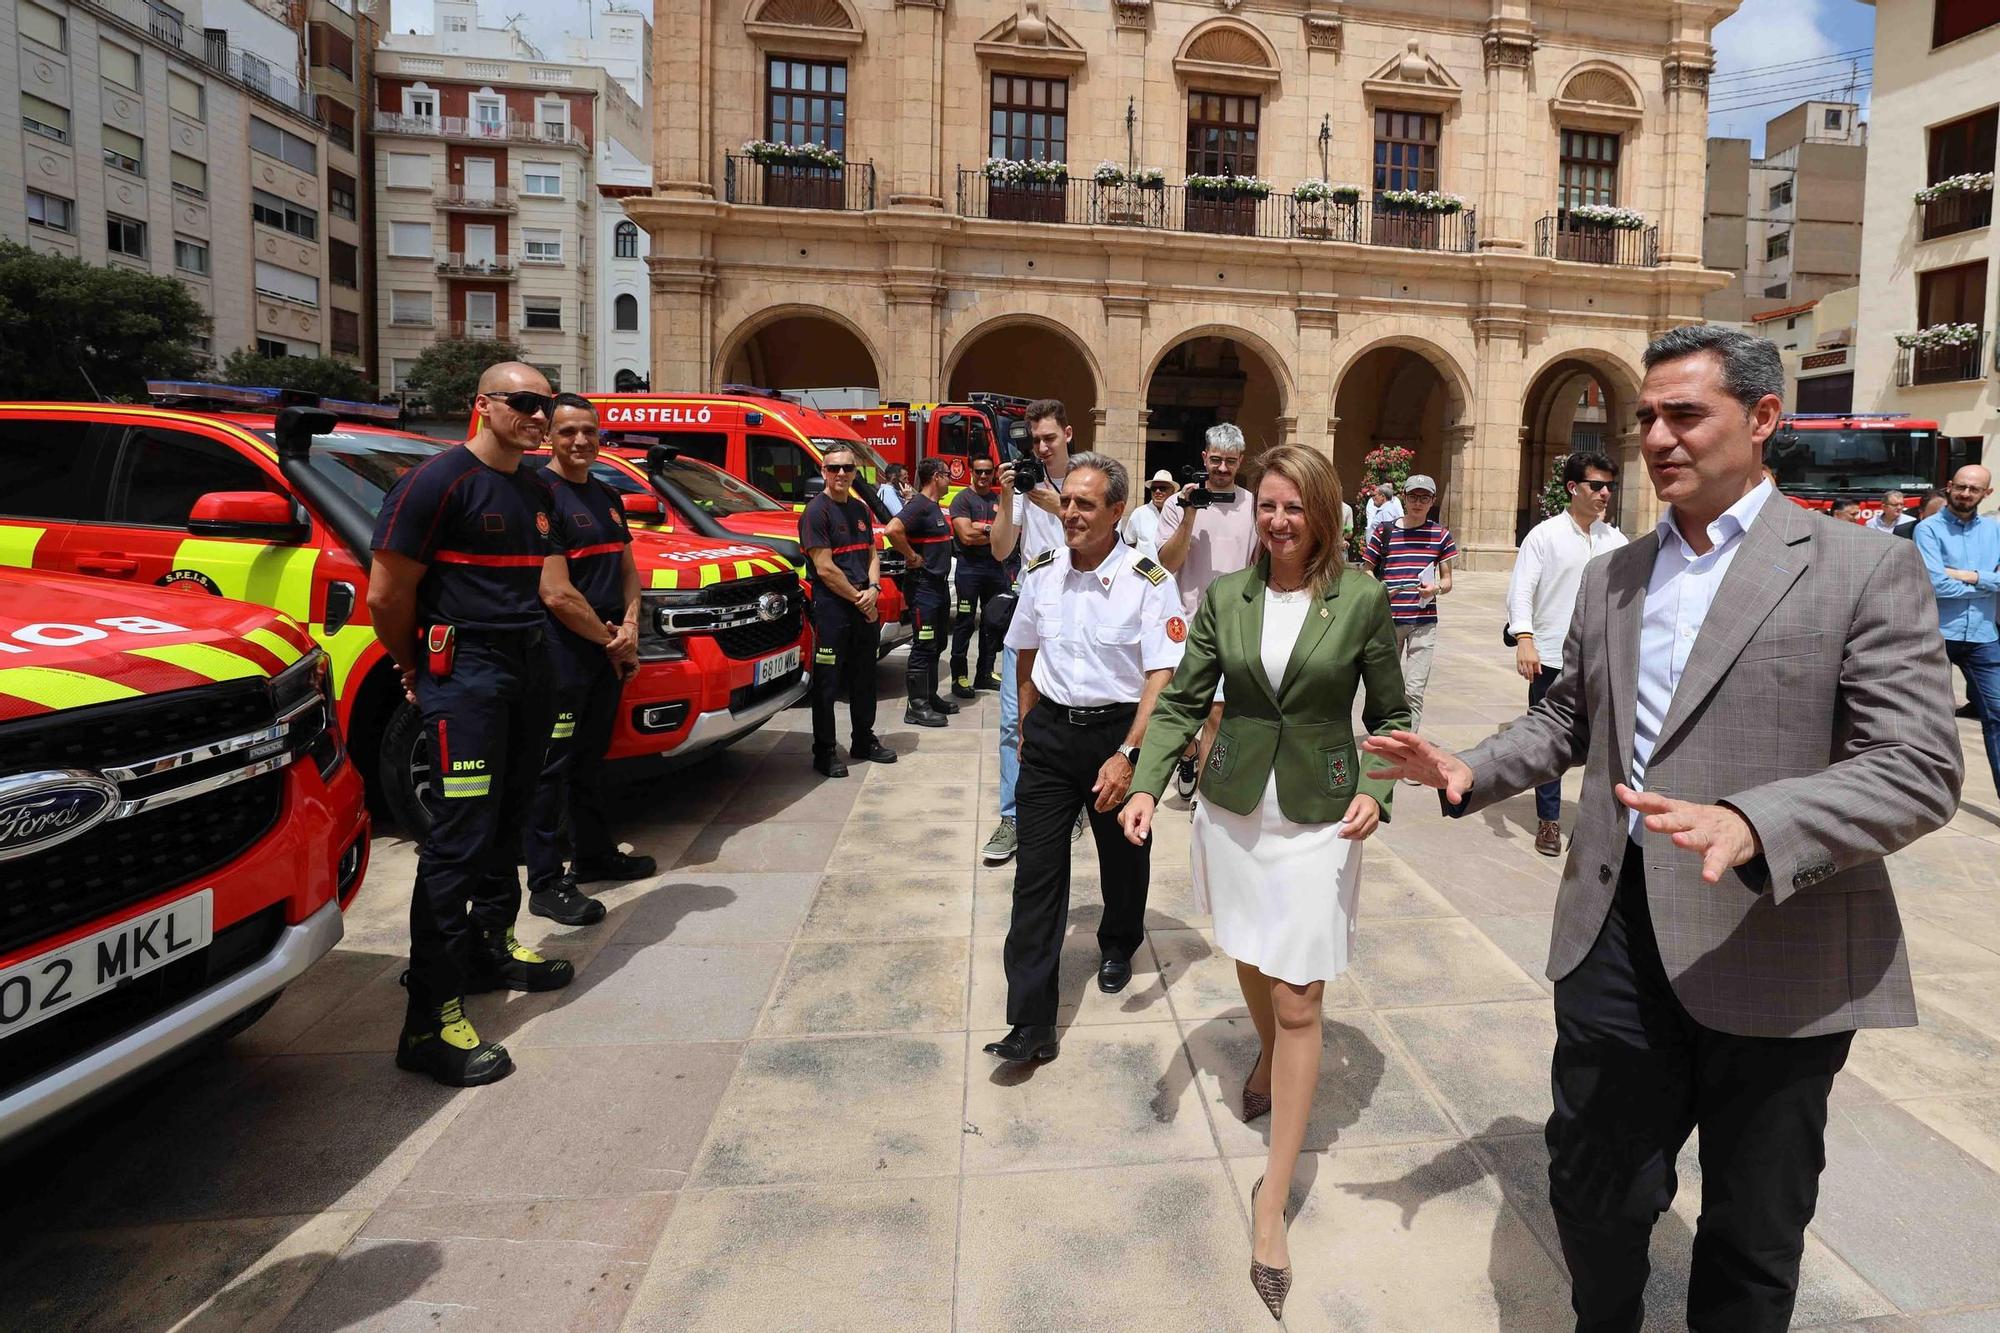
[271, 649, 342, 777]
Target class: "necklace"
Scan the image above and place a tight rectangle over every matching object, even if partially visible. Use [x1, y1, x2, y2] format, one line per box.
[1268, 582, 1309, 601]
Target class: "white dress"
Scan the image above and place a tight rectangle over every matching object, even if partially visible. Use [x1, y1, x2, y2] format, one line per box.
[1189, 587, 1363, 985]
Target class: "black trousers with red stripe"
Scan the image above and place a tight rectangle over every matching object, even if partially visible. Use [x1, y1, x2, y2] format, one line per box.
[523, 634, 623, 891]
[904, 569, 950, 707]
[809, 592, 881, 760]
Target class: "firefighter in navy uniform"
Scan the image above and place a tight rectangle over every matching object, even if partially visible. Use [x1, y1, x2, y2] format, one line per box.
[885, 457, 960, 728]
[800, 443, 898, 778]
[524, 394, 657, 927]
[368, 363, 575, 1088]
[948, 456, 1010, 698]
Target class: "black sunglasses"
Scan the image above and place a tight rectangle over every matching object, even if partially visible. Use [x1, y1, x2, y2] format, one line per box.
[1575, 479, 1616, 493]
[823, 462, 858, 474]
[489, 390, 554, 419]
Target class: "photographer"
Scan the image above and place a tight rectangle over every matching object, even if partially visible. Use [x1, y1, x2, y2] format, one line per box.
[1154, 423, 1261, 797]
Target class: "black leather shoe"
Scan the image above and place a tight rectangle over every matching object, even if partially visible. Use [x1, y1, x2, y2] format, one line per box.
[570, 851, 657, 884]
[1098, 955, 1132, 994]
[952, 675, 976, 700]
[983, 1024, 1059, 1064]
[927, 696, 961, 716]
[903, 703, 948, 728]
[529, 876, 608, 925]
[813, 752, 849, 778]
[852, 739, 898, 764]
[974, 672, 1004, 692]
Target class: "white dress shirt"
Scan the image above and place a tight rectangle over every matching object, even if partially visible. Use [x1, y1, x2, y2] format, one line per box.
[1365, 496, 1403, 533]
[1627, 480, 1775, 832]
[1003, 541, 1186, 705]
[1123, 500, 1163, 557]
[1009, 476, 1068, 566]
[1507, 510, 1629, 671]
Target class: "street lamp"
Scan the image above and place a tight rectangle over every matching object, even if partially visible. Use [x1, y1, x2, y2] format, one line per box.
[1126, 96, 1137, 176]
[1318, 114, 1330, 181]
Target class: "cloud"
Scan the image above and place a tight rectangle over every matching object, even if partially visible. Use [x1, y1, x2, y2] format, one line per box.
[1707, 0, 1871, 151]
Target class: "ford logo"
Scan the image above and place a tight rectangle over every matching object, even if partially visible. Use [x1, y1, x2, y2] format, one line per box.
[0, 771, 121, 863]
[756, 591, 788, 623]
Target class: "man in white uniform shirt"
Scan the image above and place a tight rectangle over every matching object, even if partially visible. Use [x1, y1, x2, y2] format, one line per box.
[1365, 483, 1402, 536]
[1122, 469, 1175, 557]
[985, 452, 1185, 1064]
[1508, 450, 1628, 856]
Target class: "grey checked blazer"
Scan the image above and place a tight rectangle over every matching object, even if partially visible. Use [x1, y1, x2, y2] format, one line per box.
[1453, 496, 1963, 1038]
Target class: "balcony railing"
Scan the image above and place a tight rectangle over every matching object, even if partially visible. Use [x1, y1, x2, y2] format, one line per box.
[723, 155, 877, 211]
[435, 253, 517, 278]
[951, 172, 1480, 252]
[438, 185, 517, 212]
[75, 0, 318, 121]
[1920, 186, 1993, 240]
[1896, 330, 1992, 386]
[1534, 214, 1661, 268]
[372, 112, 591, 151]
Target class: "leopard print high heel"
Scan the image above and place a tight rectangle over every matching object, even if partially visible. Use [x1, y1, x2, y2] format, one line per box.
[1248, 1176, 1292, 1321]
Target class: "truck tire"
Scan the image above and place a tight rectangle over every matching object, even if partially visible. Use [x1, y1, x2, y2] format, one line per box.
[378, 700, 436, 839]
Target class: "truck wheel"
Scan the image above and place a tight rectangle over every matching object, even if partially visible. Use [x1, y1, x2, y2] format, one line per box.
[378, 700, 437, 839]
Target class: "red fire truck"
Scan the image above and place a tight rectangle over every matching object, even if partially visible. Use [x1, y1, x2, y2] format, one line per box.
[1766, 413, 1949, 520]
[789, 390, 1026, 493]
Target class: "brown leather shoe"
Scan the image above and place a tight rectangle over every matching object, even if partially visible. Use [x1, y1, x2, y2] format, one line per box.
[1535, 820, 1563, 858]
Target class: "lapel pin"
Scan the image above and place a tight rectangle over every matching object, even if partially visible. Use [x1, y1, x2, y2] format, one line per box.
[1320, 607, 1329, 618]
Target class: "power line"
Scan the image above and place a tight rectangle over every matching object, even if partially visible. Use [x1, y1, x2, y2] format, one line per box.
[1709, 86, 1873, 116]
[1708, 47, 1874, 82]
[1709, 63, 1872, 95]
[1708, 74, 1873, 110]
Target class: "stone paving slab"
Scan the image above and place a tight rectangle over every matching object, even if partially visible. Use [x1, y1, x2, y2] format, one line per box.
[10, 573, 2000, 1329]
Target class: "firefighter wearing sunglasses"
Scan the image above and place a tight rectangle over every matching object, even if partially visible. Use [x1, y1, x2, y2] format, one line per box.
[800, 444, 899, 777]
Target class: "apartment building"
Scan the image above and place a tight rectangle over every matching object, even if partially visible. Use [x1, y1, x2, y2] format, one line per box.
[570, 5, 651, 391]
[1854, 0, 1999, 478]
[303, 0, 379, 373]
[1703, 99, 1866, 325]
[372, 0, 647, 402]
[3, 0, 344, 363]
[1748, 286, 1859, 413]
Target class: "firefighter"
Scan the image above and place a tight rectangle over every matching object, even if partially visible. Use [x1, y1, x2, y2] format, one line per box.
[368, 362, 575, 1088]
[802, 443, 898, 778]
[886, 457, 960, 727]
[949, 455, 1010, 698]
[523, 393, 658, 927]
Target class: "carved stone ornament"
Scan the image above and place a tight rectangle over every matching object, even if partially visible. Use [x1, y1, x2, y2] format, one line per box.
[1361, 37, 1462, 109]
[976, 5, 1086, 66]
[1482, 23, 1535, 70]
[1303, 15, 1341, 52]
[1664, 57, 1711, 95]
[1114, 0, 1150, 29]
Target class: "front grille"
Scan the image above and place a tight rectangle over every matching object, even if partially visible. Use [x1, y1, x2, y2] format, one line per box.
[685, 573, 806, 661]
[715, 611, 803, 660]
[4, 682, 271, 772]
[880, 552, 909, 578]
[0, 905, 285, 1099]
[684, 572, 792, 607]
[0, 774, 284, 956]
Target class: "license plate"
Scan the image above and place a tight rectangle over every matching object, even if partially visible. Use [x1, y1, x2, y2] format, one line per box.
[0, 891, 213, 1039]
[756, 645, 801, 686]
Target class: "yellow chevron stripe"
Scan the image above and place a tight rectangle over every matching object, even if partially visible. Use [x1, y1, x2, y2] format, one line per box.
[698, 563, 724, 587]
[733, 560, 756, 580]
[129, 641, 269, 683]
[651, 567, 681, 590]
[0, 666, 144, 710]
[0, 524, 44, 569]
[171, 539, 318, 613]
[243, 626, 306, 666]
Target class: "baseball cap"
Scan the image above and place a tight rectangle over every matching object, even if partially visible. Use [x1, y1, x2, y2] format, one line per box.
[1404, 474, 1437, 495]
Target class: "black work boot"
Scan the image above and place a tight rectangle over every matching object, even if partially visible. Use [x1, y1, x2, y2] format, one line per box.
[465, 927, 575, 993]
[974, 667, 1003, 692]
[529, 875, 608, 926]
[852, 738, 898, 763]
[927, 694, 961, 716]
[395, 988, 513, 1086]
[571, 850, 658, 884]
[904, 700, 948, 727]
[951, 669, 976, 700]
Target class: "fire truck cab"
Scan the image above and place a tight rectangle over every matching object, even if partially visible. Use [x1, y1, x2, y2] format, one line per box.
[1765, 413, 1947, 520]
[790, 390, 1026, 497]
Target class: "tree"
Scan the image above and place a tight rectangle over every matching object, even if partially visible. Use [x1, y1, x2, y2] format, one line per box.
[220, 347, 374, 400]
[403, 336, 530, 416]
[0, 242, 209, 400]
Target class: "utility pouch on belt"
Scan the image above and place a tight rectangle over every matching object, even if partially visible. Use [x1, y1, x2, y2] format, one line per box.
[425, 624, 456, 679]
[983, 591, 1019, 637]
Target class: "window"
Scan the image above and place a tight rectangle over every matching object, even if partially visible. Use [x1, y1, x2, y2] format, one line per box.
[1764, 282, 1789, 298]
[522, 228, 562, 263]
[20, 3, 64, 51]
[107, 213, 147, 258]
[102, 126, 144, 176]
[332, 309, 361, 354]
[323, 100, 354, 152]
[1825, 107, 1844, 129]
[109, 428, 273, 528]
[0, 419, 108, 521]
[404, 89, 437, 121]
[748, 434, 817, 504]
[389, 222, 433, 257]
[536, 100, 569, 142]
[256, 338, 292, 358]
[392, 358, 419, 390]
[614, 293, 639, 330]
[21, 95, 69, 143]
[1928, 108, 1999, 184]
[989, 74, 1067, 162]
[252, 189, 317, 240]
[100, 41, 140, 91]
[536, 364, 562, 391]
[387, 152, 431, 189]
[255, 261, 320, 306]
[250, 117, 317, 172]
[472, 95, 505, 133]
[1920, 260, 1987, 326]
[1934, 0, 2000, 47]
[168, 72, 203, 121]
[1769, 179, 1794, 209]
[174, 237, 208, 274]
[1186, 91, 1260, 178]
[765, 57, 846, 153]
[444, 16, 468, 32]
[310, 23, 354, 78]
[523, 299, 562, 330]
[170, 153, 207, 198]
[1373, 109, 1438, 193]
[660, 431, 728, 467]
[390, 289, 433, 325]
[330, 239, 359, 288]
[1558, 129, 1620, 210]
[329, 170, 358, 220]
[614, 220, 639, 258]
[27, 190, 73, 233]
[1766, 230, 1790, 259]
[523, 162, 562, 196]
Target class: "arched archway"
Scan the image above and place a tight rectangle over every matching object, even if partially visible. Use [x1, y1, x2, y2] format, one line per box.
[1332, 340, 1469, 520]
[945, 317, 1101, 451]
[719, 308, 881, 393]
[1518, 352, 1641, 539]
[1143, 332, 1288, 478]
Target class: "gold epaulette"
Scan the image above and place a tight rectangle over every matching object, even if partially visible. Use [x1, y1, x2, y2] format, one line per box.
[1132, 556, 1168, 585]
[1022, 548, 1058, 575]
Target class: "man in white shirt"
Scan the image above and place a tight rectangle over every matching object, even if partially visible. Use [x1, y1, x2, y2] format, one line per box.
[1365, 483, 1402, 536]
[1871, 489, 1906, 534]
[1507, 451, 1629, 857]
[1122, 469, 1175, 556]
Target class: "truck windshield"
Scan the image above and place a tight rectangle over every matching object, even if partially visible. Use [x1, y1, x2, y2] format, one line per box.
[1767, 429, 1936, 494]
[260, 430, 442, 519]
[812, 436, 891, 476]
[650, 457, 788, 515]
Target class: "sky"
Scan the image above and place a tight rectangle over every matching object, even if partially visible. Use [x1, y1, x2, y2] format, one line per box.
[385, 0, 606, 56]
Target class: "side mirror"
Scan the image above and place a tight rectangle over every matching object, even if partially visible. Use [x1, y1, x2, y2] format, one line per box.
[801, 475, 827, 499]
[621, 491, 665, 519]
[187, 491, 309, 543]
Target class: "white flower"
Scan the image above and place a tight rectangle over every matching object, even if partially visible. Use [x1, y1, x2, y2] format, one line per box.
[1913, 172, 1995, 204]
[1568, 203, 1646, 229]
[1894, 322, 1982, 349]
[1379, 188, 1467, 214]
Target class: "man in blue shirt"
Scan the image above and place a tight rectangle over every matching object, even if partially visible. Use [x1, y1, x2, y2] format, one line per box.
[1914, 464, 2000, 790]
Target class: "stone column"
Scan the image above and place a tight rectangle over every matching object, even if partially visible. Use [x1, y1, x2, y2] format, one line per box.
[888, 0, 946, 209]
[1102, 267, 1149, 481]
[656, 0, 713, 198]
[1658, 26, 1714, 266]
[1616, 427, 1659, 533]
[1295, 302, 1339, 455]
[1479, 10, 1536, 255]
[647, 249, 716, 391]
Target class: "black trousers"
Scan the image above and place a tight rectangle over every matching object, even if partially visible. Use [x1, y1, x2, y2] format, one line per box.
[523, 639, 623, 891]
[1548, 840, 1854, 1333]
[410, 629, 551, 1006]
[904, 569, 949, 706]
[809, 592, 881, 759]
[1004, 701, 1150, 1025]
[951, 561, 1009, 682]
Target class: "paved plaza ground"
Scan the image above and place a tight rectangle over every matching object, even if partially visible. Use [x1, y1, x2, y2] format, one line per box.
[7, 571, 2000, 1331]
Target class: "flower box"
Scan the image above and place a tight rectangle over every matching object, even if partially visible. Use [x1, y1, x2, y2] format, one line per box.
[1377, 188, 1467, 215]
[742, 138, 843, 170]
[983, 157, 1068, 184]
[1565, 204, 1646, 230]
[1913, 172, 1994, 205]
[1894, 322, 1982, 349]
[1293, 180, 1362, 206]
[1186, 173, 1273, 200]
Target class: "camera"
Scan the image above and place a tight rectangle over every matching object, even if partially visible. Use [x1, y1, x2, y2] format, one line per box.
[1007, 422, 1044, 493]
[1179, 464, 1215, 509]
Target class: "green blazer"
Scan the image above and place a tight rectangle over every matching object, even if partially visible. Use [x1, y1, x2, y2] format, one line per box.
[1132, 561, 1411, 823]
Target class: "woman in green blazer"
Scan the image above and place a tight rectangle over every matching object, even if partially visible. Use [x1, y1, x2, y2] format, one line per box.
[1122, 445, 1409, 1319]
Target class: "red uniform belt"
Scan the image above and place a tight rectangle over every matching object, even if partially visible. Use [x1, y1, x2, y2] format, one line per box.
[434, 550, 544, 568]
[566, 542, 624, 560]
[829, 541, 872, 554]
[909, 534, 952, 543]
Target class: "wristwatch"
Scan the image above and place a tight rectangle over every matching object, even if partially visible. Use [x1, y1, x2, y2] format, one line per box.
[1119, 745, 1141, 767]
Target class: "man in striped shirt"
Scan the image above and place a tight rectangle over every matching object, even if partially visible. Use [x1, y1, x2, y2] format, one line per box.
[1364, 474, 1458, 748]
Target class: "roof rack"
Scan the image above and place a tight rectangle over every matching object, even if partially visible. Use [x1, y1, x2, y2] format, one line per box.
[146, 381, 402, 426]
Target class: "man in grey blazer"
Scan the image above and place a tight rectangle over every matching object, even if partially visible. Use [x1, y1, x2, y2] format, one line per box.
[1366, 325, 1963, 1332]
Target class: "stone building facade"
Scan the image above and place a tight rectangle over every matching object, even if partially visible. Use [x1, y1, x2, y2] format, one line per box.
[640, 0, 1738, 565]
